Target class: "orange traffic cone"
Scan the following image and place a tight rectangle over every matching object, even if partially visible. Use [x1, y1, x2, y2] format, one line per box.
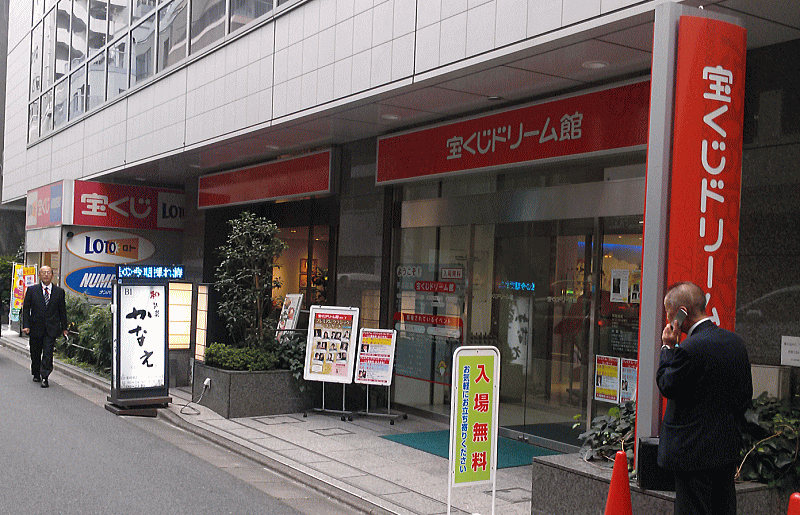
[788, 492, 800, 515]
[604, 450, 633, 515]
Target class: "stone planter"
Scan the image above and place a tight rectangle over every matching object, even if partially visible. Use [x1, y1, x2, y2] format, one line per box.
[531, 454, 785, 515]
[193, 361, 308, 418]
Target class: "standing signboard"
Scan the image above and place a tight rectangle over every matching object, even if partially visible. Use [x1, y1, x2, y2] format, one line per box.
[276, 293, 303, 343]
[9, 264, 37, 323]
[448, 346, 500, 515]
[354, 328, 397, 385]
[106, 264, 182, 416]
[303, 305, 360, 384]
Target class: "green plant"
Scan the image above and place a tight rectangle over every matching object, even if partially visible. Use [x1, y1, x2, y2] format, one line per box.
[215, 212, 288, 350]
[738, 392, 800, 489]
[204, 342, 278, 371]
[0, 255, 17, 319]
[276, 331, 308, 391]
[577, 401, 636, 471]
[63, 294, 112, 370]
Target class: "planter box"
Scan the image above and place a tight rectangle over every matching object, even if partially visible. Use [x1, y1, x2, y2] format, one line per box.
[531, 454, 785, 515]
[193, 361, 308, 418]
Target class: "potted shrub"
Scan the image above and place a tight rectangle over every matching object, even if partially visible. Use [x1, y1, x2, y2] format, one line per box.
[193, 212, 309, 418]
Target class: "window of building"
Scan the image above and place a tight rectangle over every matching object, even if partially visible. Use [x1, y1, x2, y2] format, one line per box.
[42, 9, 55, 90]
[108, 0, 129, 38]
[88, 0, 108, 56]
[55, 0, 71, 81]
[31, 22, 43, 99]
[157, 0, 187, 71]
[132, 0, 156, 24]
[28, 100, 41, 142]
[33, 0, 45, 21]
[69, 64, 87, 120]
[87, 52, 106, 109]
[40, 89, 54, 136]
[230, 0, 272, 33]
[106, 34, 129, 99]
[54, 79, 68, 128]
[131, 14, 155, 85]
[71, 0, 88, 67]
[190, 0, 225, 55]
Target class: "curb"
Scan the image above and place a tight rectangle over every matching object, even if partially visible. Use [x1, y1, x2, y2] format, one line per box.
[1, 335, 400, 515]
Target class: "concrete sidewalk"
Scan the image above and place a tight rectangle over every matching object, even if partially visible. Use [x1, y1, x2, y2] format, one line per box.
[0, 330, 534, 515]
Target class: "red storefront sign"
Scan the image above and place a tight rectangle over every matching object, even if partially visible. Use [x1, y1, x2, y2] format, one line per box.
[73, 181, 185, 231]
[197, 150, 332, 208]
[393, 312, 463, 328]
[666, 16, 746, 331]
[376, 80, 650, 184]
[26, 181, 64, 229]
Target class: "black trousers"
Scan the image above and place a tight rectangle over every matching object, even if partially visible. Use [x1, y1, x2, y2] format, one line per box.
[673, 463, 737, 515]
[29, 333, 55, 379]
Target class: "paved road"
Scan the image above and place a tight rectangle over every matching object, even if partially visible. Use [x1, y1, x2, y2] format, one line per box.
[0, 347, 354, 515]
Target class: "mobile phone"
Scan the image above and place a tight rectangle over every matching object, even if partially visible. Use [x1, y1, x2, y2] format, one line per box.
[673, 308, 688, 330]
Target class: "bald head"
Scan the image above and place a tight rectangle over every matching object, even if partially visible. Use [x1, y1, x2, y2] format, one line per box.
[664, 282, 707, 319]
[39, 266, 53, 286]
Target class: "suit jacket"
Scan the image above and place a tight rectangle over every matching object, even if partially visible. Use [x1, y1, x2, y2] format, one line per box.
[656, 320, 752, 471]
[22, 282, 68, 339]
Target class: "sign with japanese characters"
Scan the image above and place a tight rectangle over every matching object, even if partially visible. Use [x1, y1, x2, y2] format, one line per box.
[117, 264, 185, 280]
[118, 284, 166, 389]
[354, 328, 397, 385]
[594, 355, 620, 402]
[9, 264, 37, 322]
[666, 16, 746, 331]
[72, 180, 185, 231]
[66, 229, 156, 264]
[781, 337, 800, 367]
[376, 80, 650, 184]
[26, 181, 64, 229]
[449, 346, 499, 488]
[304, 306, 360, 384]
[619, 358, 638, 403]
[198, 150, 333, 208]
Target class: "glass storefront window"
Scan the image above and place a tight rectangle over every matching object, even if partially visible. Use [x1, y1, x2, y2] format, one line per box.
[108, 0, 129, 38]
[40, 89, 54, 135]
[157, 0, 187, 72]
[131, 14, 155, 85]
[71, 0, 89, 67]
[274, 225, 330, 311]
[31, 23, 44, 99]
[29, 100, 41, 142]
[55, 0, 71, 80]
[190, 0, 225, 55]
[53, 79, 68, 128]
[132, 0, 157, 24]
[230, 0, 273, 33]
[69, 64, 87, 120]
[42, 9, 55, 90]
[106, 34, 129, 99]
[87, 51, 106, 109]
[88, 0, 108, 57]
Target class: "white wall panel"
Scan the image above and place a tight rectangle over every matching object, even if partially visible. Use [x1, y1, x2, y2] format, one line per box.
[352, 48, 371, 92]
[318, 63, 336, 103]
[334, 56, 353, 98]
[335, 17, 355, 61]
[415, 22, 441, 73]
[319, 0, 337, 30]
[302, 70, 318, 108]
[418, 0, 442, 30]
[319, 26, 337, 67]
[602, 0, 640, 13]
[442, 0, 468, 19]
[528, 0, 563, 36]
[337, 0, 355, 23]
[496, 0, 528, 47]
[562, 0, 601, 26]
[393, 0, 416, 37]
[440, 11, 467, 63]
[370, 41, 392, 86]
[353, 10, 373, 54]
[391, 32, 415, 80]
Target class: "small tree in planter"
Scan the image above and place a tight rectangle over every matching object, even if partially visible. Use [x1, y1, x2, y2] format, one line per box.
[215, 212, 288, 353]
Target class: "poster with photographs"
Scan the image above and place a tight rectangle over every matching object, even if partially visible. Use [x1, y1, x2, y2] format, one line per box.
[303, 305, 360, 384]
[354, 328, 397, 386]
[276, 294, 303, 343]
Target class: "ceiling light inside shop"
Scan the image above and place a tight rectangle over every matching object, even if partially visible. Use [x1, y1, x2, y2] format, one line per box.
[381, 113, 401, 121]
[582, 60, 609, 69]
[487, 95, 503, 101]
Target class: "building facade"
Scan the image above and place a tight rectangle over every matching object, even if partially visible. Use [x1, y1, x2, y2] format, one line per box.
[4, 0, 800, 451]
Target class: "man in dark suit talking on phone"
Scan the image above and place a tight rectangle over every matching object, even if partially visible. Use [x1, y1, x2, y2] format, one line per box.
[22, 266, 69, 388]
[657, 281, 752, 515]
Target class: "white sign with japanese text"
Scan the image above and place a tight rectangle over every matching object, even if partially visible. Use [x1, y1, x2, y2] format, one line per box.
[781, 336, 800, 367]
[354, 329, 397, 386]
[119, 285, 166, 389]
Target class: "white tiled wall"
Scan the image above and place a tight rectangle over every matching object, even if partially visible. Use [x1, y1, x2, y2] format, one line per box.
[4, 0, 651, 202]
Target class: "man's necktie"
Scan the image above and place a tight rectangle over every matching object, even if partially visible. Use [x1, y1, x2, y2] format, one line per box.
[44, 286, 50, 306]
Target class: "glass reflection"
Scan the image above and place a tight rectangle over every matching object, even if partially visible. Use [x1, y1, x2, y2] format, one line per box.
[55, 0, 70, 80]
[33, 0, 46, 21]
[108, 0, 128, 38]
[158, 0, 187, 71]
[87, 52, 106, 109]
[54, 79, 68, 127]
[190, 0, 225, 55]
[70, 65, 87, 120]
[132, 0, 157, 24]
[71, 0, 89, 67]
[41, 89, 54, 136]
[230, 0, 273, 33]
[88, 0, 108, 57]
[107, 35, 128, 99]
[29, 100, 41, 142]
[42, 9, 55, 89]
[31, 23, 43, 98]
[131, 14, 155, 85]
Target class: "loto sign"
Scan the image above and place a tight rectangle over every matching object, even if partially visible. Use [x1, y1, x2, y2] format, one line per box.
[66, 230, 156, 264]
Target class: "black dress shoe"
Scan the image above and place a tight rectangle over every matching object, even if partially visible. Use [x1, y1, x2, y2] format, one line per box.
[33, 375, 41, 382]
[41, 378, 49, 388]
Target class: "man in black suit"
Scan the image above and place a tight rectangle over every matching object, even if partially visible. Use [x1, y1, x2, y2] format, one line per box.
[22, 266, 69, 388]
[657, 282, 752, 515]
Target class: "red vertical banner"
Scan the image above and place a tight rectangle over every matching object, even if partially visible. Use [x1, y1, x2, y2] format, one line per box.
[666, 16, 747, 331]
